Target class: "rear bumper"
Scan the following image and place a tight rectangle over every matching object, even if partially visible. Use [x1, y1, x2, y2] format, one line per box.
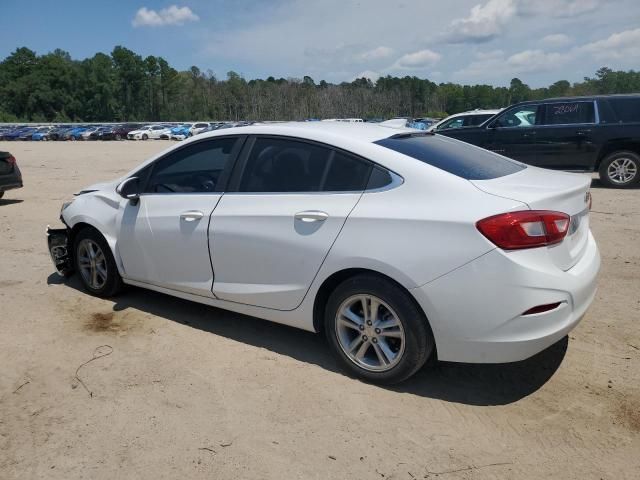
[46, 226, 73, 276]
[411, 231, 600, 363]
[0, 168, 23, 192]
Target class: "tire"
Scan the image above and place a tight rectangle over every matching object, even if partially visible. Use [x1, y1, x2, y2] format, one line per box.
[115, 134, 121, 141]
[0, 191, 4, 199]
[598, 151, 640, 188]
[73, 227, 123, 298]
[142, 134, 148, 141]
[324, 274, 434, 384]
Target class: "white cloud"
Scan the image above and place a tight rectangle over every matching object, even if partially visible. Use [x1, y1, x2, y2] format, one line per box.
[541, 33, 572, 47]
[506, 49, 568, 73]
[132, 5, 199, 27]
[353, 70, 381, 81]
[454, 48, 570, 80]
[445, 0, 516, 43]
[518, 0, 600, 17]
[580, 28, 640, 61]
[355, 46, 394, 62]
[444, 0, 601, 43]
[392, 49, 442, 69]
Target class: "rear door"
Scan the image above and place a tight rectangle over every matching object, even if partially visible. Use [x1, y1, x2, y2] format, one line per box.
[117, 136, 243, 296]
[534, 101, 598, 170]
[209, 136, 372, 310]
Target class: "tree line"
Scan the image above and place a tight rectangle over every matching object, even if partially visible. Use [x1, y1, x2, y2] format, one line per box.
[1, 46, 639, 123]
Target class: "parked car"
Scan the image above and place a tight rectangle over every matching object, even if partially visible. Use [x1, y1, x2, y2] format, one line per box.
[62, 126, 89, 141]
[438, 95, 640, 188]
[0, 151, 23, 199]
[2, 126, 31, 141]
[88, 126, 112, 140]
[47, 122, 599, 384]
[49, 126, 73, 141]
[427, 109, 501, 132]
[80, 126, 101, 140]
[17, 127, 39, 141]
[32, 126, 55, 141]
[127, 125, 170, 140]
[168, 123, 193, 140]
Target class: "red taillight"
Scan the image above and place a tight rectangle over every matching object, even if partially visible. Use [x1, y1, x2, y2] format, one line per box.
[6, 155, 16, 165]
[476, 210, 570, 250]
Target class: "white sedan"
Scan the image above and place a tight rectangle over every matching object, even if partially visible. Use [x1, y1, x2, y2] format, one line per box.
[47, 122, 599, 383]
[127, 125, 170, 140]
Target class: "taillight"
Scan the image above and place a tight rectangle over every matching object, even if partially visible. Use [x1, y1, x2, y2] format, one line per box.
[6, 155, 16, 165]
[476, 210, 570, 250]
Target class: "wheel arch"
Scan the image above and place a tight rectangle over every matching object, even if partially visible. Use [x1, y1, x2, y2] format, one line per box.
[312, 268, 435, 349]
[595, 140, 640, 169]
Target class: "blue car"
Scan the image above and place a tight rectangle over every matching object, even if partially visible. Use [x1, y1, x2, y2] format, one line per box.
[63, 126, 89, 141]
[169, 123, 193, 140]
[32, 126, 54, 141]
[2, 127, 30, 141]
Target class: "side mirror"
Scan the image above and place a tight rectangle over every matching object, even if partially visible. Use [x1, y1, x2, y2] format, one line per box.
[116, 177, 140, 204]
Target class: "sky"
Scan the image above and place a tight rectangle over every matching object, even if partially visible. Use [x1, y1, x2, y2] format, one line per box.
[0, 0, 639, 87]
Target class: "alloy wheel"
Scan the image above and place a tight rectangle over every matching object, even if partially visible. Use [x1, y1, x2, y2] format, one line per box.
[607, 157, 638, 185]
[77, 239, 108, 290]
[335, 294, 406, 372]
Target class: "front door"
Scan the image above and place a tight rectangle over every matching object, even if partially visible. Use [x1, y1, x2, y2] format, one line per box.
[117, 136, 242, 296]
[485, 104, 541, 165]
[210, 136, 373, 310]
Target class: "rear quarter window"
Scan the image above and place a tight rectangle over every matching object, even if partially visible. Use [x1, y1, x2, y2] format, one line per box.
[604, 97, 640, 123]
[374, 134, 525, 180]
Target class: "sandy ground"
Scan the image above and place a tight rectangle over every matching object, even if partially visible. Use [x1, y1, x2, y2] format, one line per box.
[0, 140, 638, 480]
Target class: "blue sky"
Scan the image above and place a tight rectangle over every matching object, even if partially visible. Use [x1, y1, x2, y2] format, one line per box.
[1, 0, 639, 87]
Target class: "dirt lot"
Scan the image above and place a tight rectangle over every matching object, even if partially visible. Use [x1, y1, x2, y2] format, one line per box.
[0, 140, 638, 479]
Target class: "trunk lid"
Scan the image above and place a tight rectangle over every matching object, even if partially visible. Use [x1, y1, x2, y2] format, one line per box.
[472, 167, 592, 270]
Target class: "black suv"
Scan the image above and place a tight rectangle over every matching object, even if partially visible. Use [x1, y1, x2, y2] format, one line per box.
[438, 95, 640, 188]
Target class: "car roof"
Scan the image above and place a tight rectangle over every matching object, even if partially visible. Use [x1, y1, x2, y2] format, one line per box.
[515, 93, 640, 106]
[450, 109, 502, 116]
[196, 121, 414, 145]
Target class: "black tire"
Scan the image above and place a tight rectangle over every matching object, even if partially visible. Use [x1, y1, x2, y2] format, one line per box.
[598, 151, 640, 188]
[73, 227, 123, 298]
[115, 134, 121, 141]
[324, 274, 434, 384]
[142, 134, 148, 141]
[0, 191, 4, 199]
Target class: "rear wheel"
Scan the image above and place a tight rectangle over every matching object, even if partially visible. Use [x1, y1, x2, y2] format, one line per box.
[115, 134, 121, 141]
[142, 134, 148, 141]
[598, 151, 640, 188]
[74, 228, 122, 297]
[324, 274, 434, 384]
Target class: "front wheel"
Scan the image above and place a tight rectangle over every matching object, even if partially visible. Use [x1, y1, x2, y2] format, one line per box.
[142, 134, 148, 140]
[74, 228, 123, 297]
[115, 134, 121, 141]
[598, 151, 640, 188]
[325, 274, 434, 384]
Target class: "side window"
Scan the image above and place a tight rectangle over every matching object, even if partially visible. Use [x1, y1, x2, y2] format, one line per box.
[605, 98, 640, 123]
[322, 151, 371, 191]
[541, 102, 595, 125]
[494, 105, 539, 128]
[366, 166, 394, 190]
[238, 138, 373, 193]
[239, 138, 331, 192]
[437, 117, 464, 130]
[145, 137, 239, 194]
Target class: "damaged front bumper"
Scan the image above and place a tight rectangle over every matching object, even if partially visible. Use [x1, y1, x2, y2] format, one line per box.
[47, 226, 73, 276]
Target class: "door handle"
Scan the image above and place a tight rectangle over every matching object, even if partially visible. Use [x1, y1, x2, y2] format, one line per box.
[576, 129, 592, 136]
[521, 131, 537, 138]
[294, 210, 329, 222]
[180, 210, 204, 222]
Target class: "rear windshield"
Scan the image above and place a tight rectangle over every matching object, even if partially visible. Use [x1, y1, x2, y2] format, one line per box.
[374, 134, 525, 180]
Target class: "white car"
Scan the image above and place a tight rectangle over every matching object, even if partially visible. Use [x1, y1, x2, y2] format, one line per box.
[127, 125, 170, 140]
[428, 109, 502, 132]
[47, 122, 599, 383]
